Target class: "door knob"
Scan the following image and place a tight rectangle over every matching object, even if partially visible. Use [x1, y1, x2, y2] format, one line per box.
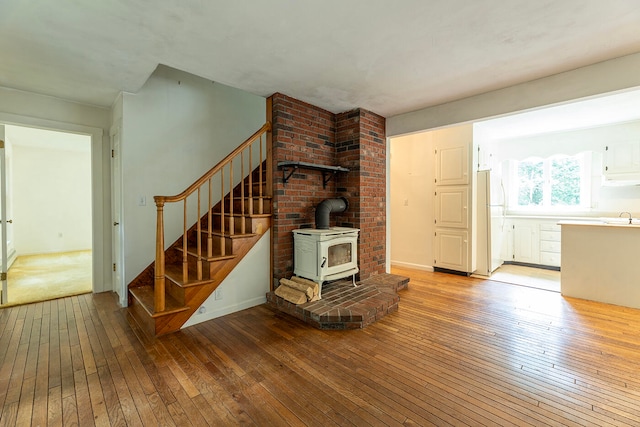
[113, 222, 120, 226]
[0, 219, 11, 224]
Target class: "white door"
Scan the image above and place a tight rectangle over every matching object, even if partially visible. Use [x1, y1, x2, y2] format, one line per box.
[111, 127, 125, 306]
[513, 222, 539, 264]
[434, 125, 472, 186]
[434, 228, 469, 272]
[435, 186, 469, 229]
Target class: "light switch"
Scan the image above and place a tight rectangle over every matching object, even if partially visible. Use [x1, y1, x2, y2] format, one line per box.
[138, 195, 146, 206]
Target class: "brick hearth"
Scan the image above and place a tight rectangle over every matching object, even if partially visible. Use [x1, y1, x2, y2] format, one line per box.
[266, 273, 409, 330]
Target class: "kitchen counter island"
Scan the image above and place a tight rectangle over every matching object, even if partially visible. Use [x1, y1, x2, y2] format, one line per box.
[560, 220, 640, 309]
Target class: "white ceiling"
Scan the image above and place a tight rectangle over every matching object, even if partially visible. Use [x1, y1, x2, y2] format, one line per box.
[2, 1, 640, 117]
[6, 125, 91, 152]
[475, 88, 640, 140]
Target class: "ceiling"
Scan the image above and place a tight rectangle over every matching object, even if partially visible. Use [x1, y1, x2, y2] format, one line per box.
[475, 87, 640, 140]
[2, 1, 640, 117]
[5, 125, 91, 152]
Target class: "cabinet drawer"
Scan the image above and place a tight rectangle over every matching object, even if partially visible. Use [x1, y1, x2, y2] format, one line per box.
[540, 240, 561, 253]
[540, 252, 561, 266]
[539, 223, 561, 232]
[540, 230, 561, 242]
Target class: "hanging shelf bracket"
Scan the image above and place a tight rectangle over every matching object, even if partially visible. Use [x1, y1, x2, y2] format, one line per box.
[278, 161, 349, 189]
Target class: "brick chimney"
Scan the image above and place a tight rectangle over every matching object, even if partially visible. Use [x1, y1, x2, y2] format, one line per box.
[269, 93, 386, 288]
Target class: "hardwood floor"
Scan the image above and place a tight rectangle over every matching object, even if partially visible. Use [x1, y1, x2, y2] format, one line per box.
[2, 267, 640, 426]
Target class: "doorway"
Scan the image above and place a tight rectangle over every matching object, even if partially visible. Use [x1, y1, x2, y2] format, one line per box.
[2, 125, 93, 306]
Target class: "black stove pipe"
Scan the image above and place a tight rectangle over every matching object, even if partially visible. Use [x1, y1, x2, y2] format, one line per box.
[315, 197, 348, 229]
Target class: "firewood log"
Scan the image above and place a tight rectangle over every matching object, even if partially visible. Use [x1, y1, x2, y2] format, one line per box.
[279, 278, 315, 300]
[289, 276, 320, 297]
[274, 284, 307, 304]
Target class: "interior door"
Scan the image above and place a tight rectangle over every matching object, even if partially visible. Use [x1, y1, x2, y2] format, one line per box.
[111, 126, 125, 306]
[0, 124, 8, 304]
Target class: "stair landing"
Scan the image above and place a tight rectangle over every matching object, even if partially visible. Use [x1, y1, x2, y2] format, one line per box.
[266, 273, 409, 330]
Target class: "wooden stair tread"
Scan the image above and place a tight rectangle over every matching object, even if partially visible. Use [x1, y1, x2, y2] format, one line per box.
[129, 285, 190, 318]
[209, 231, 258, 239]
[165, 263, 214, 287]
[175, 247, 236, 262]
[211, 212, 271, 218]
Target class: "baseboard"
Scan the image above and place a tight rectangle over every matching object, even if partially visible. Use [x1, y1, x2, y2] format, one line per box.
[390, 261, 434, 272]
[433, 267, 471, 277]
[503, 261, 561, 272]
[7, 248, 17, 269]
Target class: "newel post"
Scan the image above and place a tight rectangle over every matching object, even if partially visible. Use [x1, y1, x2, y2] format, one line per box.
[154, 197, 166, 312]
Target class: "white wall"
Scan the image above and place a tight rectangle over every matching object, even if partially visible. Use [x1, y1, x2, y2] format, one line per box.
[11, 140, 91, 254]
[119, 65, 267, 320]
[390, 132, 434, 270]
[0, 86, 111, 292]
[183, 231, 270, 328]
[387, 52, 640, 137]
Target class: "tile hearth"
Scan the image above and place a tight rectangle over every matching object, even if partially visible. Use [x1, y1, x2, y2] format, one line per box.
[266, 273, 409, 330]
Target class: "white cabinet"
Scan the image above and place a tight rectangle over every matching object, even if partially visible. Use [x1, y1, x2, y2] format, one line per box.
[435, 143, 469, 185]
[513, 222, 539, 264]
[561, 222, 640, 309]
[603, 141, 640, 183]
[539, 223, 561, 267]
[432, 124, 475, 273]
[507, 218, 561, 268]
[435, 186, 469, 229]
[434, 229, 469, 272]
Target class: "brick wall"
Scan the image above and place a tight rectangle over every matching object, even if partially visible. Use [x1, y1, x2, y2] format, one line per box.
[270, 93, 386, 287]
[335, 109, 387, 278]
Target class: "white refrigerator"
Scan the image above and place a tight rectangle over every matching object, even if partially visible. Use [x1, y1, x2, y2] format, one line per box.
[476, 169, 505, 276]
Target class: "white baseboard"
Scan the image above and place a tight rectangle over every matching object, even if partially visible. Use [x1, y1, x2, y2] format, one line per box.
[390, 261, 434, 272]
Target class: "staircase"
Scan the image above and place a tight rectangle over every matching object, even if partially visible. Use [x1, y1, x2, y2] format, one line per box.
[127, 123, 272, 337]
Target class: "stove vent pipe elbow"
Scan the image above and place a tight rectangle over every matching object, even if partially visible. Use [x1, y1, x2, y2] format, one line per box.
[315, 197, 348, 229]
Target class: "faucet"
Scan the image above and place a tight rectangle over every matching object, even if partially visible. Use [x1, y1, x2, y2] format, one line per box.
[619, 211, 632, 224]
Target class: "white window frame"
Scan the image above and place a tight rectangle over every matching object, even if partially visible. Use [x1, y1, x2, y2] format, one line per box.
[507, 152, 592, 213]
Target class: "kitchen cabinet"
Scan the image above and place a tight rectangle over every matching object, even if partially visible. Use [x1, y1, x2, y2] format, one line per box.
[507, 218, 561, 268]
[513, 222, 539, 264]
[603, 140, 640, 183]
[561, 221, 640, 309]
[432, 124, 475, 273]
[539, 223, 561, 267]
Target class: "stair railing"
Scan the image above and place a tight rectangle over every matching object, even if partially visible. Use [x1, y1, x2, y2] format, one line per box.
[153, 122, 272, 312]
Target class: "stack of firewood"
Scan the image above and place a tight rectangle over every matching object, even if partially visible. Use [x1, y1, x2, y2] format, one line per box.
[275, 276, 320, 304]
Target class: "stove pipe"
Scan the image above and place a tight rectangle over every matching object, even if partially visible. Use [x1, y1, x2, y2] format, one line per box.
[315, 197, 348, 229]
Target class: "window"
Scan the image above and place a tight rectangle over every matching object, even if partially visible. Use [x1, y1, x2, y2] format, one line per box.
[510, 153, 590, 211]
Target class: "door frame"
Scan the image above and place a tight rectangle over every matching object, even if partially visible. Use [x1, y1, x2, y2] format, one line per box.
[0, 112, 107, 295]
[110, 122, 125, 306]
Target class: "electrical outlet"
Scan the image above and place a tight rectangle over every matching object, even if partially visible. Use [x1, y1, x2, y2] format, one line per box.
[198, 306, 206, 314]
[214, 289, 223, 300]
[138, 195, 146, 206]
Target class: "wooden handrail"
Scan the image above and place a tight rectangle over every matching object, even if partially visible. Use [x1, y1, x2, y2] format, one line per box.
[154, 122, 271, 205]
[152, 122, 272, 312]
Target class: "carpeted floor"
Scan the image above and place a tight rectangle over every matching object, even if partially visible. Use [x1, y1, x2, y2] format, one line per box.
[2, 250, 92, 307]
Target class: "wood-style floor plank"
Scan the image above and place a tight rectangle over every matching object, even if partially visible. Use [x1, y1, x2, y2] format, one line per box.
[3, 268, 640, 426]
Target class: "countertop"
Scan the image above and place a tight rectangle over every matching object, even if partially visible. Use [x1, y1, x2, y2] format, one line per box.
[558, 219, 640, 228]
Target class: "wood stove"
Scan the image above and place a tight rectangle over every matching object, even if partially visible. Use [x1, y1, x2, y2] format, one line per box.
[293, 227, 359, 298]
